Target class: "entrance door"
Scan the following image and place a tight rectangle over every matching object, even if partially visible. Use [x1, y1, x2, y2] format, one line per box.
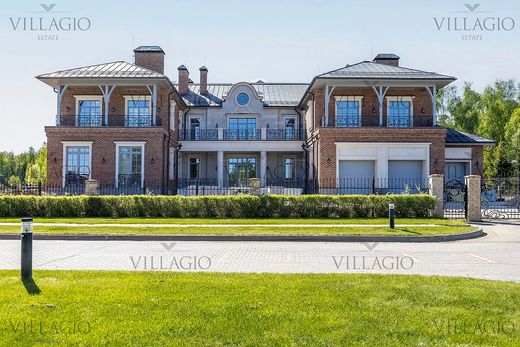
[445, 162, 467, 184]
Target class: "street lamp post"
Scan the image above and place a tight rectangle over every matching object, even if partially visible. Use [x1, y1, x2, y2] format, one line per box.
[21, 218, 33, 280]
[389, 203, 395, 229]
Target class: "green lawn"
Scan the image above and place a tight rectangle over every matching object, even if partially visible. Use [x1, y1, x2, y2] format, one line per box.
[0, 217, 466, 225]
[0, 224, 475, 236]
[0, 271, 518, 346]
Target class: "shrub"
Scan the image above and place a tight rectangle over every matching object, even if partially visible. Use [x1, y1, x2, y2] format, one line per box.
[0, 194, 435, 218]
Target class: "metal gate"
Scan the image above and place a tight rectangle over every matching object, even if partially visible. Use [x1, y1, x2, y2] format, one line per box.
[444, 180, 467, 219]
[481, 177, 520, 219]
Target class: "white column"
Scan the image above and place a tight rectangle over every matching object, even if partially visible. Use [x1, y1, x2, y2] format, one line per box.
[152, 84, 158, 126]
[426, 85, 437, 126]
[177, 152, 183, 178]
[99, 85, 114, 126]
[56, 85, 68, 125]
[260, 151, 267, 187]
[372, 86, 388, 127]
[217, 151, 224, 187]
[324, 84, 330, 126]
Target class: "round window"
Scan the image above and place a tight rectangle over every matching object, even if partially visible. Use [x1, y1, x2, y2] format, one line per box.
[236, 92, 250, 106]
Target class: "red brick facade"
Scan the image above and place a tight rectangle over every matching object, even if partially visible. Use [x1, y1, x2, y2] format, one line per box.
[314, 127, 447, 180]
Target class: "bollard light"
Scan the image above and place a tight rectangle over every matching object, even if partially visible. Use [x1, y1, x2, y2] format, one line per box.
[21, 218, 33, 234]
[389, 203, 395, 229]
[20, 217, 33, 280]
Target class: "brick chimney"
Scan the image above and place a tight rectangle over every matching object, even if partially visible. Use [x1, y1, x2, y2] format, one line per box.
[199, 66, 208, 94]
[373, 53, 400, 67]
[133, 46, 165, 73]
[178, 65, 189, 94]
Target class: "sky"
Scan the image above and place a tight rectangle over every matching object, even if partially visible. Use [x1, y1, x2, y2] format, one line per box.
[0, 0, 519, 153]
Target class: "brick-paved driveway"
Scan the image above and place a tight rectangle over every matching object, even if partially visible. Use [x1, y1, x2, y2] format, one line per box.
[1, 222, 519, 282]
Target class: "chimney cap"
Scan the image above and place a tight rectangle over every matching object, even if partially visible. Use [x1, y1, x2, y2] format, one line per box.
[133, 46, 165, 54]
[374, 53, 400, 60]
[199, 66, 208, 71]
[177, 64, 189, 72]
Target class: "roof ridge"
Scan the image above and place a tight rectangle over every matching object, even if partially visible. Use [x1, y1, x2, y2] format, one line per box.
[367, 61, 454, 78]
[317, 61, 369, 77]
[37, 60, 166, 78]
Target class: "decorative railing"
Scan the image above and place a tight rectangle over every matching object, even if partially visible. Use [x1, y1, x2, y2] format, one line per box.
[223, 129, 261, 141]
[58, 115, 161, 127]
[266, 129, 304, 141]
[335, 116, 360, 127]
[387, 115, 411, 128]
[179, 129, 219, 141]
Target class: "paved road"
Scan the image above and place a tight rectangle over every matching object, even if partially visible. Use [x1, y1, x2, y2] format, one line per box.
[1, 221, 519, 282]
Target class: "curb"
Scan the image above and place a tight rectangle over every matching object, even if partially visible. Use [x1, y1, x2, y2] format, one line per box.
[0, 228, 485, 243]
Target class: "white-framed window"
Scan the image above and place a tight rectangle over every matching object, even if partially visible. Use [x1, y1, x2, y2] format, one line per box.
[189, 157, 200, 178]
[115, 142, 145, 188]
[386, 96, 414, 128]
[335, 96, 362, 127]
[169, 147, 175, 180]
[284, 117, 297, 140]
[284, 157, 296, 179]
[124, 96, 152, 127]
[61, 141, 93, 187]
[188, 117, 202, 140]
[74, 96, 103, 127]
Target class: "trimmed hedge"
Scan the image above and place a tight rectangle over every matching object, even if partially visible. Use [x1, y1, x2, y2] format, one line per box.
[0, 195, 435, 218]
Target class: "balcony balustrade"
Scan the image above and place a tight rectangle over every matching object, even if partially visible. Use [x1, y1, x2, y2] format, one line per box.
[57, 115, 161, 127]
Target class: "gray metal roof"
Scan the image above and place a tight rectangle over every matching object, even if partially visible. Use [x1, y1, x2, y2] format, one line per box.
[181, 83, 309, 107]
[445, 128, 495, 145]
[36, 61, 166, 79]
[318, 61, 455, 80]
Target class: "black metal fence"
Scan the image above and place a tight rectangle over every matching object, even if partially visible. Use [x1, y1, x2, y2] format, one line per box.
[443, 180, 467, 219]
[481, 176, 520, 219]
[1, 177, 429, 197]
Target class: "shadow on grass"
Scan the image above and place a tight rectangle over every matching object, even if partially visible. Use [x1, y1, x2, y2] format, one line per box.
[22, 277, 41, 295]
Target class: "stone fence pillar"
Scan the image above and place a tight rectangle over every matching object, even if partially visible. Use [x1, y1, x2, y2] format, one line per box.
[429, 174, 444, 217]
[465, 175, 481, 222]
[85, 179, 100, 196]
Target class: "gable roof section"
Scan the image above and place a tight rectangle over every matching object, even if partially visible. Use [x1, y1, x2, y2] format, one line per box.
[36, 61, 165, 79]
[318, 61, 455, 80]
[180, 83, 309, 107]
[445, 128, 495, 145]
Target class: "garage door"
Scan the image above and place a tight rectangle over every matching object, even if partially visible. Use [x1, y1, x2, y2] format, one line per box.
[388, 160, 423, 193]
[338, 160, 375, 194]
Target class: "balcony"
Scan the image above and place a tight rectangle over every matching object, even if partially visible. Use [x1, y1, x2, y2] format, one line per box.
[179, 129, 218, 141]
[223, 129, 261, 141]
[387, 115, 411, 128]
[179, 128, 305, 141]
[266, 129, 304, 141]
[58, 115, 162, 127]
[320, 115, 425, 128]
